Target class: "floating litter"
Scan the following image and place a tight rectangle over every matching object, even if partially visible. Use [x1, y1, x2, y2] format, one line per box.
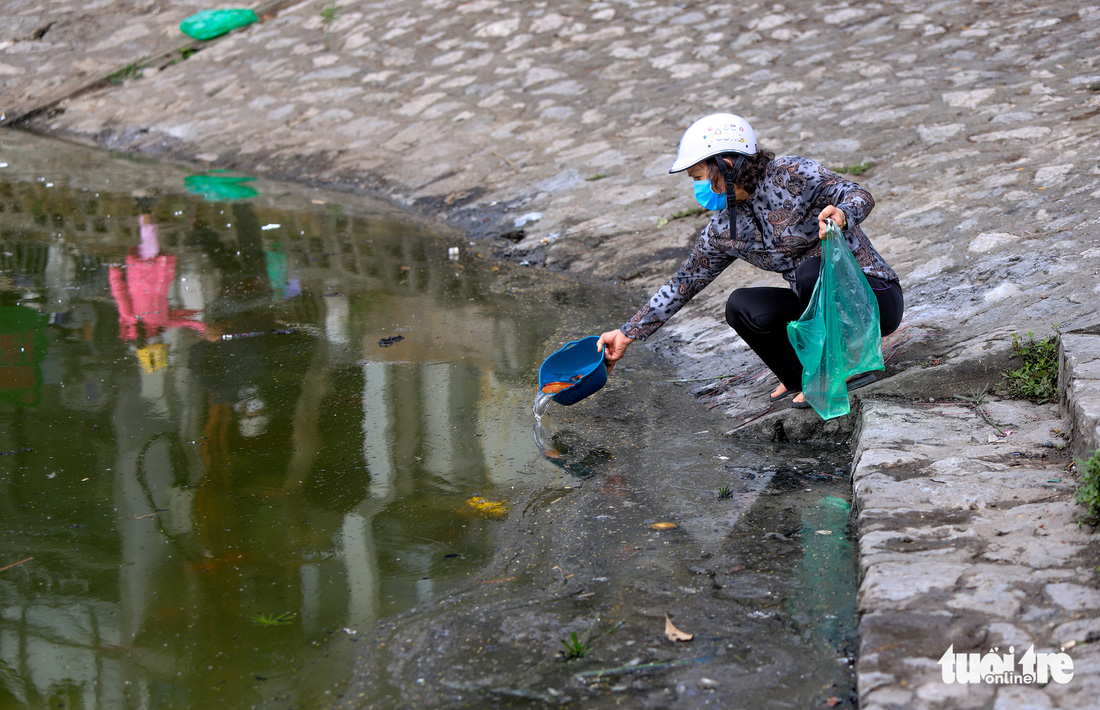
[513, 212, 542, 228]
[466, 496, 508, 519]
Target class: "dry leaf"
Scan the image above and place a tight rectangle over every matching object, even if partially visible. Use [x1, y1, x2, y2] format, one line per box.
[650, 522, 678, 530]
[665, 613, 693, 642]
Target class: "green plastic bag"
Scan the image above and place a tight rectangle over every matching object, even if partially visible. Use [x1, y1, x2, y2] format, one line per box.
[786, 221, 884, 419]
[180, 9, 258, 41]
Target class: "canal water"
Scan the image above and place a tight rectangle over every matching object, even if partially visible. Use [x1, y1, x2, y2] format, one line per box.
[0, 131, 857, 709]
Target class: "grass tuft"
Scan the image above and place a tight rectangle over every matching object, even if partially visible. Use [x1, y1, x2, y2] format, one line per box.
[1003, 329, 1059, 403]
[1076, 449, 1100, 527]
[561, 631, 591, 659]
[250, 612, 295, 626]
[834, 162, 872, 175]
[321, 2, 340, 50]
[559, 614, 619, 660]
[668, 206, 708, 220]
[107, 63, 143, 85]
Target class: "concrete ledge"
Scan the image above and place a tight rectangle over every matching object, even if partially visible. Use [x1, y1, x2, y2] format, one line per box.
[1060, 331, 1100, 460]
[723, 335, 1021, 444]
[868, 338, 1018, 402]
[852, 398, 1100, 709]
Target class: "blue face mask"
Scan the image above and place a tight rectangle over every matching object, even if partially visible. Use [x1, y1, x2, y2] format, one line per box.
[693, 180, 727, 211]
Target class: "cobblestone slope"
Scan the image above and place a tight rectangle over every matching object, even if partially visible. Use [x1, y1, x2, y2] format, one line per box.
[2, 1, 1099, 706]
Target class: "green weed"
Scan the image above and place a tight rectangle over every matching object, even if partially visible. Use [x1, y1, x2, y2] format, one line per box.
[250, 612, 295, 626]
[658, 205, 708, 227]
[669, 206, 707, 220]
[718, 485, 733, 499]
[561, 631, 591, 659]
[956, 387, 988, 407]
[1003, 329, 1059, 403]
[169, 48, 200, 66]
[585, 173, 608, 181]
[107, 64, 143, 85]
[954, 387, 1007, 437]
[559, 614, 619, 660]
[1076, 448, 1100, 527]
[834, 162, 872, 175]
[321, 1, 340, 50]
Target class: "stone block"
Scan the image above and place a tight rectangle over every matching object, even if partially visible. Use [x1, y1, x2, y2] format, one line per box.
[991, 686, 1054, 710]
[1045, 583, 1100, 612]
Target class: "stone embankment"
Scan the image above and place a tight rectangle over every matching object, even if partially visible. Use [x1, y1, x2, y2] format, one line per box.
[3, 0, 1099, 706]
[851, 338, 1100, 709]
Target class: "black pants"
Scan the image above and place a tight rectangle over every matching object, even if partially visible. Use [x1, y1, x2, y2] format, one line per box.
[725, 258, 904, 392]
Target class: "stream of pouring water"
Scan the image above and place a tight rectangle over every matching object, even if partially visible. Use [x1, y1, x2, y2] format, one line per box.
[532, 391, 554, 453]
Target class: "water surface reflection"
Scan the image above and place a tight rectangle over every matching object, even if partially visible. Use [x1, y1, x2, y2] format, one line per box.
[0, 166, 600, 707]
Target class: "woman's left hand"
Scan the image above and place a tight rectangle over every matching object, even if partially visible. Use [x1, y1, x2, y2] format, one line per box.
[818, 206, 847, 239]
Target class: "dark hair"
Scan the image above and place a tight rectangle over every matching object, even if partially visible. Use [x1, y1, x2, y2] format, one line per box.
[705, 148, 774, 196]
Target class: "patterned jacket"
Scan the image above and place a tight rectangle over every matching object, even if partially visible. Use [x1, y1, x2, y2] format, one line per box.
[621, 155, 899, 341]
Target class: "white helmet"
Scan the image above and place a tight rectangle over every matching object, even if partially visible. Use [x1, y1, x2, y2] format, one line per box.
[669, 113, 758, 174]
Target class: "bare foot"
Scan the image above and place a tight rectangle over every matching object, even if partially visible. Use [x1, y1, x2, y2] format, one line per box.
[792, 392, 806, 404]
[770, 383, 788, 399]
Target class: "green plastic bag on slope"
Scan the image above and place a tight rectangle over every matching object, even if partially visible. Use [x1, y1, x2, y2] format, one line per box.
[180, 9, 258, 41]
[786, 221, 884, 420]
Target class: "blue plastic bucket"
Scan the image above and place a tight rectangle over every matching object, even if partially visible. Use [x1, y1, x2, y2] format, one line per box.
[538, 335, 608, 406]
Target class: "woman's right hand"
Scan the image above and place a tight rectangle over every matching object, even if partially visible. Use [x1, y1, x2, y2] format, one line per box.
[597, 329, 635, 372]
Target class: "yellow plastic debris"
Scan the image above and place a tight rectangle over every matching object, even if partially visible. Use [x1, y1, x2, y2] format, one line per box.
[466, 496, 508, 519]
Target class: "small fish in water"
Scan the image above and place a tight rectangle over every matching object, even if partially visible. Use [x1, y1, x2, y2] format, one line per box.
[379, 335, 404, 347]
[541, 374, 583, 394]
